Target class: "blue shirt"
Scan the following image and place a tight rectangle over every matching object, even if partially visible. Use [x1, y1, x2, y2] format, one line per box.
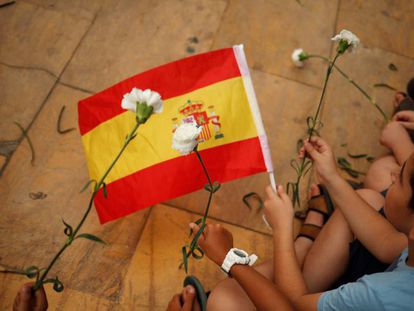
[318, 248, 414, 311]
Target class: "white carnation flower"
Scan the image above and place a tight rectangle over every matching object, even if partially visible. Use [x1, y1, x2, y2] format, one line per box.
[141, 89, 163, 113]
[121, 88, 163, 123]
[331, 29, 360, 53]
[291, 48, 308, 67]
[172, 122, 202, 155]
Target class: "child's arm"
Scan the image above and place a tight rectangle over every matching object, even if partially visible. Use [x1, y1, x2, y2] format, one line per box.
[380, 121, 414, 165]
[263, 185, 322, 310]
[189, 223, 293, 311]
[304, 137, 407, 263]
[263, 185, 384, 311]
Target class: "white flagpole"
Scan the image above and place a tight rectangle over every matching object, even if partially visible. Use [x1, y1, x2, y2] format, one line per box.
[262, 171, 277, 228]
[268, 171, 276, 191]
[233, 45, 276, 229]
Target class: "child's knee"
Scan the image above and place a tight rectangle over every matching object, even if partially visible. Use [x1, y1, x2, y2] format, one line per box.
[207, 278, 254, 311]
[365, 155, 399, 191]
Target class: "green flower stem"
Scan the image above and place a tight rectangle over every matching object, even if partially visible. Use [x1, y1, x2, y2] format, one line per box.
[194, 149, 213, 225]
[33, 121, 141, 290]
[291, 52, 340, 208]
[185, 149, 214, 261]
[307, 54, 389, 122]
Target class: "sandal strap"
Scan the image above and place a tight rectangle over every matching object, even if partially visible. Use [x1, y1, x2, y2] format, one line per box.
[297, 223, 322, 241]
[308, 195, 330, 216]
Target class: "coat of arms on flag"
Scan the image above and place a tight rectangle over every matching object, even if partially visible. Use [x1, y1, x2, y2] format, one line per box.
[78, 45, 273, 223]
[172, 100, 224, 142]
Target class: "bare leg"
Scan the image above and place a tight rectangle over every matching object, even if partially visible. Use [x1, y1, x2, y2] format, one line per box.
[302, 188, 384, 292]
[294, 185, 324, 268]
[363, 155, 400, 192]
[207, 186, 323, 311]
[206, 259, 273, 311]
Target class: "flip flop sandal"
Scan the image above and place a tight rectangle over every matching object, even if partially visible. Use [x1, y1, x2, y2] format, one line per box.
[295, 181, 364, 222]
[296, 223, 322, 241]
[295, 185, 334, 223]
[183, 275, 208, 311]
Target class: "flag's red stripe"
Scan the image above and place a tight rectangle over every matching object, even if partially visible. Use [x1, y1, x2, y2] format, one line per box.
[78, 48, 241, 135]
[94, 137, 266, 224]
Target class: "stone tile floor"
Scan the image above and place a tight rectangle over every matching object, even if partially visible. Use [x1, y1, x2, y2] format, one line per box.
[0, 0, 413, 310]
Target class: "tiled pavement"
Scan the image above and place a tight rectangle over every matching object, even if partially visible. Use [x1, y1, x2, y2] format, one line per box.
[0, 0, 413, 310]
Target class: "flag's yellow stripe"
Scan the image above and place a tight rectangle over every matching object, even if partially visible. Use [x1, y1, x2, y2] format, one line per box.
[82, 77, 258, 184]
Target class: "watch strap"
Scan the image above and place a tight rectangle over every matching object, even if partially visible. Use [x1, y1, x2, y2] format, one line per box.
[221, 248, 258, 274]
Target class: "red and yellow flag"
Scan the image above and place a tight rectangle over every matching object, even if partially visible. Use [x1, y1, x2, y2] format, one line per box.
[78, 45, 273, 223]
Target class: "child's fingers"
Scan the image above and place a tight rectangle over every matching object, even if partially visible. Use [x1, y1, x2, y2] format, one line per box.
[394, 110, 414, 122]
[276, 185, 291, 203]
[310, 136, 331, 153]
[298, 146, 305, 158]
[189, 222, 205, 243]
[182, 286, 196, 311]
[168, 294, 181, 309]
[33, 284, 48, 311]
[303, 140, 319, 160]
[14, 283, 32, 311]
[265, 185, 277, 199]
[398, 121, 414, 130]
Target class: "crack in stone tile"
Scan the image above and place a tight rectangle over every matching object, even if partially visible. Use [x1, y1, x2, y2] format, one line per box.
[1, 12, 99, 175]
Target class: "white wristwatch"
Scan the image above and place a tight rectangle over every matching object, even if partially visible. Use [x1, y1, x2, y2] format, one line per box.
[221, 248, 258, 274]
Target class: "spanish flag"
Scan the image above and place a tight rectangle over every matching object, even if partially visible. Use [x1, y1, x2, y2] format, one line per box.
[78, 45, 273, 223]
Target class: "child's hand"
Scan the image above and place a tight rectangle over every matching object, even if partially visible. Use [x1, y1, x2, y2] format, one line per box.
[189, 222, 233, 266]
[393, 110, 414, 130]
[13, 283, 48, 311]
[300, 137, 339, 185]
[167, 286, 197, 311]
[380, 121, 410, 150]
[263, 185, 294, 234]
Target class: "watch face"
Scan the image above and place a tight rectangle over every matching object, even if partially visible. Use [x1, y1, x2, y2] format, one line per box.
[233, 249, 247, 257]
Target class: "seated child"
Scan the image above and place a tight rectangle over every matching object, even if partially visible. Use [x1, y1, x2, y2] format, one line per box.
[182, 136, 414, 310]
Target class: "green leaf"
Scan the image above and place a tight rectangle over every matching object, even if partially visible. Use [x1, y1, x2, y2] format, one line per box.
[340, 143, 348, 147]
[182, 246, 188, 274]
[367, 156, 375, 163]
[190, 223, 206, 250]
[61, 219, 73, 237]
[290, 159, 300, 175]
[306, 116, 315, 129]
[347, 152, 368, 159]
[43, 277, 64, 292]
[103, 182, 108, 198]
[388, 63, 398, 71]
[303, 162, 313, 177]
[25, 266, 39, 279]
[188, 218, 202, 237]
[373, 83, 397, 91]
[242, 192, 263, 210]
[212, 181, 221, 193]
[76, 233, 107, 245]
[80, 179, 97, 193]
[204, 184, 212, 192]
[57, 105, 76, 134]
[344, 169, 359, 178]
[337, 158, 366, 178]
[337, 157, 351, 168]
[192, 246, 204, 259]
[286, 182, 293, 195]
